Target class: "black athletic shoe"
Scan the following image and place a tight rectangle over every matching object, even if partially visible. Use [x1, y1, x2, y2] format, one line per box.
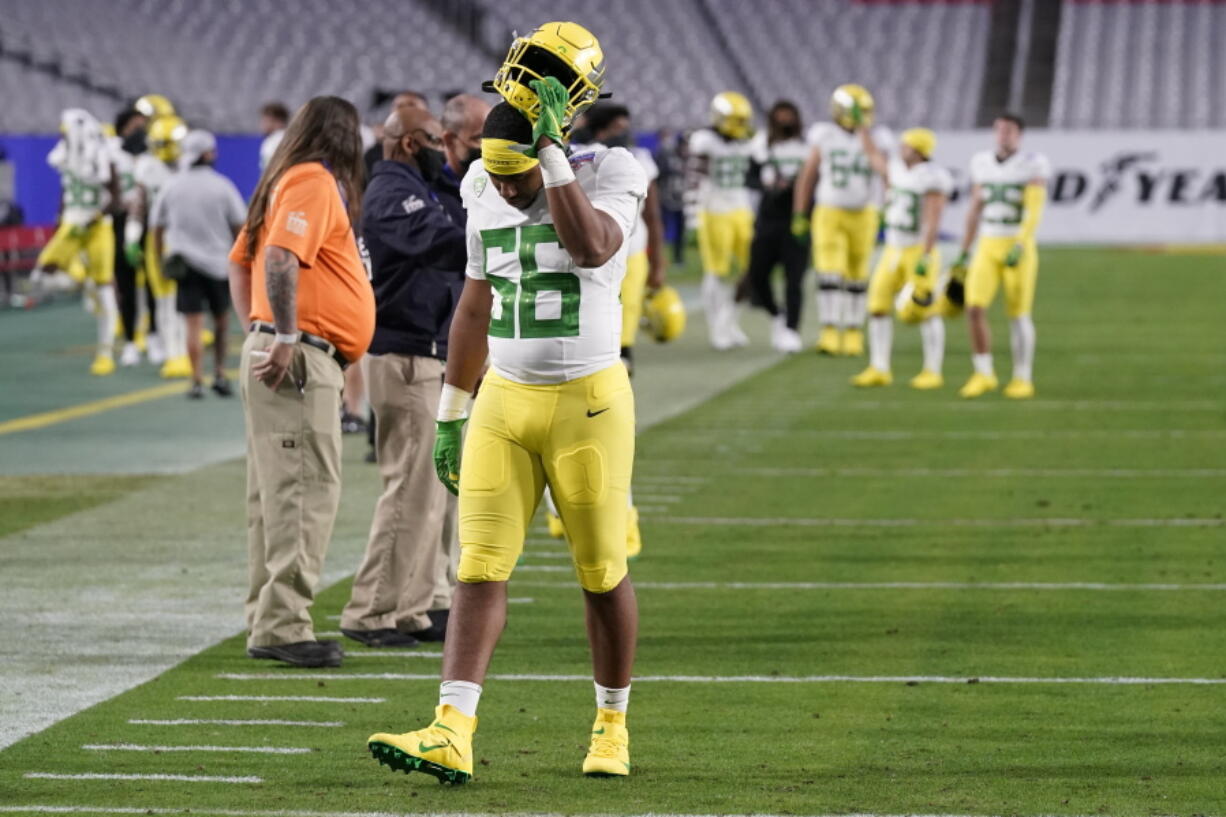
[247, 640, 343, 668]
[341, 411, 368, 434]
[187, 383, 205, 400]
[406, 609, 449, 642]
[341, 628, 419, 648]
[212, 376, 233, 397]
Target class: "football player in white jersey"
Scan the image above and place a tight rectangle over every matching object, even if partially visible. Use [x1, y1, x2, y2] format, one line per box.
[688, 91, 755, 350]
[128, 113, 191, 378]
[747, 100, 808, 353]
[367, 22, 646, 784]
[793, 84, 890, 356]
[32, 109, 121, 375]
[951, 113, 1050, 399]
[851, 124, 953, 388]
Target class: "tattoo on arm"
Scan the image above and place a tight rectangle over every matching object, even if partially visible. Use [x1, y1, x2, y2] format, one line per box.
[264, 246, 299, 333]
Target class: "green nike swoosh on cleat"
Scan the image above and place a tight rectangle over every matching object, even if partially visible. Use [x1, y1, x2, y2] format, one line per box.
[592, 727, 605, 735]
[432, 721, 458, 734]
[418, 741, 451, 753]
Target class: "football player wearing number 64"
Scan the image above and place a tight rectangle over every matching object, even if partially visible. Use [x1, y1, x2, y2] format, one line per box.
[366, 24, 648, 785]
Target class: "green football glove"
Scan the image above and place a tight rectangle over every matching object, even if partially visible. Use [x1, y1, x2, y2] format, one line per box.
[124, 241, 143, 268]
[1003, 243, 1023, 267]
[949, 250, 969, 281]
[433, 418, 466, 495]
[528, 76, 567, 150]
[790, 212, 809, 240]
[915, 257, 929, 281]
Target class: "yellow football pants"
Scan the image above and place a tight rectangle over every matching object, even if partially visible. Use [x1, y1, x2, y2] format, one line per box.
[812, 205, 877, 282]
[36, 218, 115, 285]
[620, 250, 648, 348]
[697, 208, 753, 278]
[144, 231, 176, 298]
[966, 236, 1038, 318]
[458, 364, 635, 593]
[868, 245, 940, 315]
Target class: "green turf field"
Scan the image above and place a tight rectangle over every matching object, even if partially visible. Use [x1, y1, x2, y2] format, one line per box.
[1, 248, 1224, 815]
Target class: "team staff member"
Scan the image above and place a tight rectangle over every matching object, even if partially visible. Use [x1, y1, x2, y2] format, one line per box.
[341, 106, 467, 648]
[228, 96, 375, 669]
[150, 129, 247, 398]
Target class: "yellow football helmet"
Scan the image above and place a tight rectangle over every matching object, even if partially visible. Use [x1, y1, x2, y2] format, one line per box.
[643, 286, 686, 343]
[900, 127, 936, 159]
[135, 94, 176, 120]
[148, 115, 187, 163]
[490, 21, 606, 129]
[710, 91, 753, 140]
[831, 84, 874, 130]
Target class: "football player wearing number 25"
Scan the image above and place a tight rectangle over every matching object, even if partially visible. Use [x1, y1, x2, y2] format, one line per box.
[951, 113, 1050, 400]
[367, 22, 647, 785]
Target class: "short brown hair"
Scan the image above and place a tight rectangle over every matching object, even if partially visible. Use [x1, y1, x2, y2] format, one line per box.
[260, 102, 290, 124]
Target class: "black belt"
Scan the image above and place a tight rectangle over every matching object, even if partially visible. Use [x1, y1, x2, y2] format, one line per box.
[250, 322, 349, 370]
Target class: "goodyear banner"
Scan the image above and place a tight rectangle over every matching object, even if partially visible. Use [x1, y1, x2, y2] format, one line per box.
[933, 130, 1226, 245]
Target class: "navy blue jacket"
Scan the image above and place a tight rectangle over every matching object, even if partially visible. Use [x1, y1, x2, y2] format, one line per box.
[362, 159, 467, 359]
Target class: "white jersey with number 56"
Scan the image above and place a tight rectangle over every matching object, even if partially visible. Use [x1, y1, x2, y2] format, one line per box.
[806, 122, 892, 210]
[461, 144, 647, 385]
[970, 149, 1051, 239]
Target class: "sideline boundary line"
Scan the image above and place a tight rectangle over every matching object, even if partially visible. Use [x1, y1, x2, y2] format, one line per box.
[214, 672, 1226, 685]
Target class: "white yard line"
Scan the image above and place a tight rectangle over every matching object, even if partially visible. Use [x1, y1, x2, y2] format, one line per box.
[508, 597, 535, 604]
[738, 466, 1226, 479]
[82, 743, 311, 754]
[761, 399, 1223, 412]
[176, 695, 384, 703]
[514, 580, 1226, 592]
[661, 516, 1224, 528]
[655, 428, 1226, 440]
[315, 631, 343, 637]
[342, 651, 443, 659]
[20, 773, 262, 784]
[215, 672, 1226, 685]
[128, 719, 344, 727]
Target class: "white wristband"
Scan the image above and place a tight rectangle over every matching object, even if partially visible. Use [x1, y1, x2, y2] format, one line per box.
[275, 331, 300, 345]
[538, 144, 575, 188]
[437, 383, 473, 422]
[124, 218, 143, 246]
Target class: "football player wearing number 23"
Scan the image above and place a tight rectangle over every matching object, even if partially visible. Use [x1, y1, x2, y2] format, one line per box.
[366, 22, 647, 785]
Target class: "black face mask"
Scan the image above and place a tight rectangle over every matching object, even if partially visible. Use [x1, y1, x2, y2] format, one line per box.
[415, 147, 446, 182]
[600, 131, 633, 149]
[122, 129, 147, 155]
[457, 145, 480, 176]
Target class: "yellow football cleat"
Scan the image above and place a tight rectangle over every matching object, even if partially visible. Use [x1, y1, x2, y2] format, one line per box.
[626, 505, 642, 560]
[909, 370, 944, 390]
[840, 328, 864, 357]
[850, 366, 892, 388]
[958, 372, 999, 399]
[546, 511, 567, 540]
[160, 356, 192, 379]
[1003, 379, 1035, 400]
[368, 705, 476, 785]
[89, 355, 116, 376]
[582, 708, 630, 777]
[816, 326, 841, 356]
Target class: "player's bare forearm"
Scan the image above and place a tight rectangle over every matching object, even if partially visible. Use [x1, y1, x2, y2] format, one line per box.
[443, 278, 493, 393]
[920, 191, 945, 254]
[263, 246, 299, 334]
[960, 187, 984, 253]
[129, 185, 146, 225]
[543, 182, 623, 268]
[793, 148, 820, 215]
[106, 167, 121, 215]
[644, 182, 666, 287]
[858, 129, 888, 180]
[228, 262, 252, 332]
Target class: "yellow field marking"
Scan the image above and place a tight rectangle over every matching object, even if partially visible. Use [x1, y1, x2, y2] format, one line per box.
[0, 368, 239, 436]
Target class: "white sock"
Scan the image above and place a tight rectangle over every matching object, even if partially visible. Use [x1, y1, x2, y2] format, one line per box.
[156, 295, 178, 358]
[845, 284, 868, 330]
[920, 316, 945, 374]
[439, 680, 482, 718]
[701, 274, 724, 343]
[96, 285, 117, 355]
[816, 273, 840, 328]
[1010, 315, 1035, 382]
[972, 352, 994, 377]
[595, 682, 630, 713]
[868, 315, 892, 372]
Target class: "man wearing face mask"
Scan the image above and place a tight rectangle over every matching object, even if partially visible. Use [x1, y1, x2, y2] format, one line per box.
[340, 105, 468, 648]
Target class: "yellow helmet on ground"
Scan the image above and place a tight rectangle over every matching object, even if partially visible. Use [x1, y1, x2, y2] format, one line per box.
[711, 91, 753, 140]
[490, 21, 606, 129]
[643, 286, 686, 342]
[900, 127, 936, 159]
[148, 115, 187, 163]
[135, 94, 176, 119]
[831, 84, 874, 130]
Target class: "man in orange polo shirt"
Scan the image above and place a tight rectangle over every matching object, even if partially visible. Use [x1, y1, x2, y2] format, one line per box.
[228, 96, 375, 668]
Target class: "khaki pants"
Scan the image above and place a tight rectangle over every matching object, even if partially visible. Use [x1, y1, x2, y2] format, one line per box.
[342, 353, 450, 633]
[240, 332, 344, 648]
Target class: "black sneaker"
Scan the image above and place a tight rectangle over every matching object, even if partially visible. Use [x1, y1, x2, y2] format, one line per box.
[247, 640, 343, 667]
[341, 627, 419, 648]
[211, 376, 233, 397]
[407, 609, 449, 643]
[341, 411, 368, 434]
[187, 383, 205, 400]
